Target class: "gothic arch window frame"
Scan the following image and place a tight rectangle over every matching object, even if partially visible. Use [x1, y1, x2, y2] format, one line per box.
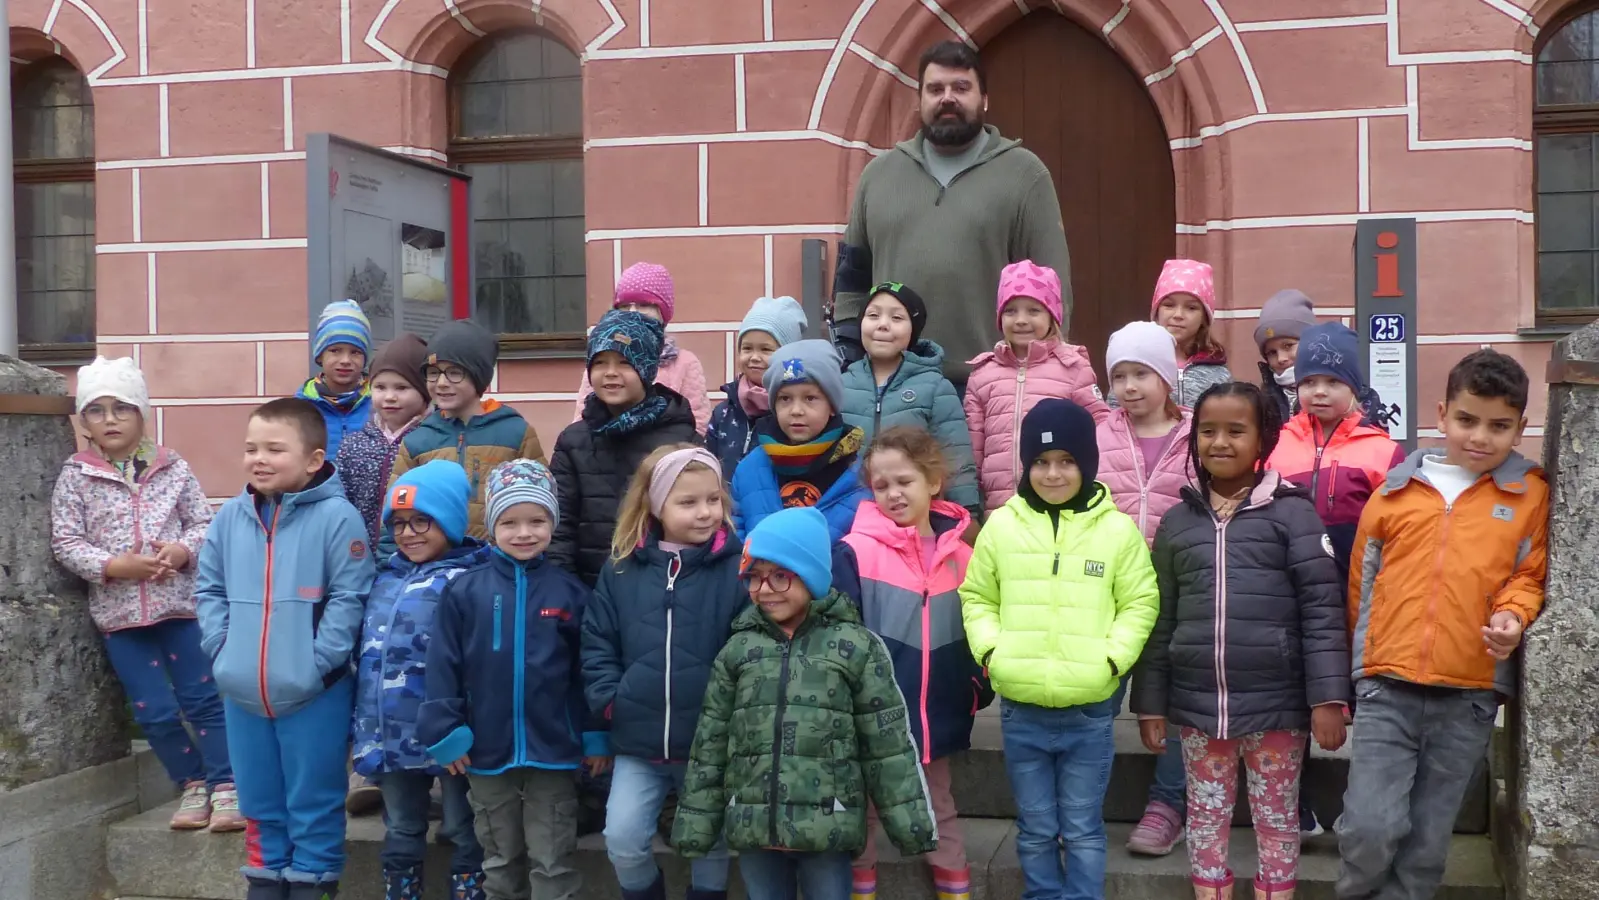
[12, 55, 96, 362]
[447, 29, 587, 354]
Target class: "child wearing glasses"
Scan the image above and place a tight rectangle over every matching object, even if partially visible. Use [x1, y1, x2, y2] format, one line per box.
[353, 460, 489, 899]
[581, 444, 746, 900]
[385, 320, 545, 554]
[50, 356, 239, 833]
[672, 506, 938, 900]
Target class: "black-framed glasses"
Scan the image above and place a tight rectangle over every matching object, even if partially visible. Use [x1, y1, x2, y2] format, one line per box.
[391, 514, 436, 536]
[423, 365, 468, 384]
[82, 402, 140, 424]
[741, 570, 795, 594]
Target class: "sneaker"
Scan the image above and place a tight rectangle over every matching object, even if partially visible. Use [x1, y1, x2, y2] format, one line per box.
[170, 781, 211, 830]
[209, 782, 246, 832]
[1300, 806, 1325, 838]
[346, 771, 383, 816]
[1126, 800, 1184, 856]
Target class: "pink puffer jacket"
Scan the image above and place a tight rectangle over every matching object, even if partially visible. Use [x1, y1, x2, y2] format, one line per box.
[1095, 409, 1195, 546]
[964, 339, 1111, 513]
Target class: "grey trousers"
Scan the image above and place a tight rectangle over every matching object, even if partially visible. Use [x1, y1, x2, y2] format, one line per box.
[467, 768, 581, 900]
[1336, 677, 1496, 900]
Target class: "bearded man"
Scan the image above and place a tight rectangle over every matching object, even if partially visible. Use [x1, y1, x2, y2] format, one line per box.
[831, 40, 1073, 384]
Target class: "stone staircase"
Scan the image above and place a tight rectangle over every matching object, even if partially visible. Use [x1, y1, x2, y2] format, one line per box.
[108, 709, 1504, 899]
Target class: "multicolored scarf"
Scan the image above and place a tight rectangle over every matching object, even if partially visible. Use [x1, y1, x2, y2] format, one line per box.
[100, 437, 157, 488]
[593, 391, 670, 437]
[756, 414, 863, 478]
[312, 377, 370, 412]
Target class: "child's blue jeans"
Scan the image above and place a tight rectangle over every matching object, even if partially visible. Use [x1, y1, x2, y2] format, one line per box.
[738, 849, 852, 900]
[225, 674, 353, 883]
[377, 770, 482, 874]
[1000, 696, 1116, 900]
[603, 756, 730, 892]
[103, 617, 232, 788]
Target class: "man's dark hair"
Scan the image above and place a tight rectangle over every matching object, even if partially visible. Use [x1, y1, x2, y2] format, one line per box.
[918, 41, 986, 93]
[1444, 348, 1529, 414]
[251, 397, 328, 453]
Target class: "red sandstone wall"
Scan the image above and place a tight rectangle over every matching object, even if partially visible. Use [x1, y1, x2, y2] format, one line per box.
[11, 0, 1553, 496]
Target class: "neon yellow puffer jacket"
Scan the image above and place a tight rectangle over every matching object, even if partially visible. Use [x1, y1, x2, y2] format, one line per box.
[959, 483, 1159, 708]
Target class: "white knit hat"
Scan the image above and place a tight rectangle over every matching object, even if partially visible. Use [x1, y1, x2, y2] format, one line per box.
[76, 356, 151, 418]
[1105, 321, 1180, 392]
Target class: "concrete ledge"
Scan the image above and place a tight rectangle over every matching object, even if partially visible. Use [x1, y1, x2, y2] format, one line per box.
[0, 750, 142, 900]
[108, 804, 1501, 900]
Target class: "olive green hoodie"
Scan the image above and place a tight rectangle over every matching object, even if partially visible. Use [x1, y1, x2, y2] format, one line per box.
[836, 126, 1072, 381]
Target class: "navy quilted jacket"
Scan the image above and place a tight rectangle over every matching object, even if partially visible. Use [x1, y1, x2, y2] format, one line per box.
[704, 380, 766, 483]
[580, 529, 748, 761]
[352, 540, 488, 776]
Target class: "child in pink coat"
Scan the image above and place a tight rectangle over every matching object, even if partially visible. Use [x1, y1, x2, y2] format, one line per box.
[573, 262, 711, 432]
[964, 259, 1110, 514]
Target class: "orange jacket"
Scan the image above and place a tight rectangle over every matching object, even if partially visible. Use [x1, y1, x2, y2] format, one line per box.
[1348, 450, 1547, 695]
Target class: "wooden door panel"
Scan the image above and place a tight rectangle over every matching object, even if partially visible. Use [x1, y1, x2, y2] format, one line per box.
[984, 12, 1177, 380]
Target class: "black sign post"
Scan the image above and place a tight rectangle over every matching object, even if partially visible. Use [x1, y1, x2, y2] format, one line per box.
[1354, 218, 1419, 453]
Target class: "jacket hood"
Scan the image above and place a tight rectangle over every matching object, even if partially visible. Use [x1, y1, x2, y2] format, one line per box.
[851, 340, 946, 384]
[244, 461, 346, 512]
[969, 337, 1088, 371]
[1382, 448, 1540, 496]
[382, 536, 490, 574]
[733, 586, 859, 636]
[1179, 468, 1295, 512]
[413, 398, 523, 440]
[1188, 345, 1229, 366]
[849, 499, 971, 554]
[1282, 409, 1391, 447]
[71, 444, 179, 480]
[894, 124, 1020, 169]
[1008, 479, 1115, 521]
[297, 377, 371, 406]
[633, 526, 739, 568]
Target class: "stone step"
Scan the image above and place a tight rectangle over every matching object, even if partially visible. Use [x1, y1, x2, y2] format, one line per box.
[107, 804, 1501, 900]
[953, 711, 1489, 833]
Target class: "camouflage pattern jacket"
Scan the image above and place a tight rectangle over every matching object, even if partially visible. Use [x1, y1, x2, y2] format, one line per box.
[353, 540, 489, 776]
[671, 589, 939, 857]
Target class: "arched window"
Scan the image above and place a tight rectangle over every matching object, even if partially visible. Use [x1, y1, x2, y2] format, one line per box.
[13, 58, 95, 353]
[449, 32, 586, 350]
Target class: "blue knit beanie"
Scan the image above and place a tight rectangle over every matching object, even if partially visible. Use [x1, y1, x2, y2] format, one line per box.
[741, 506, 833, 599]
[383, 460, 471, 546]
[314, 299, 372, 362]
[587, 309, 665, 385]
[738, 296, 808, 348]
[484, 459, 561, 533]
[1295, 323, 1365, 393]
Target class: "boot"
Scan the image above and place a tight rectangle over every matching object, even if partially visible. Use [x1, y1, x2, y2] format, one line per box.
[621, 874, 667, 900]
[684, 890, 726, 900]
[850, 866, 876, 900]
[1193, 879, 1234, 900]
[450, 870, 488, 900]
[384, 864, 422, 900]
[286, 880, 338, 900]
[244, 875, 286, 900]
[1254, 883, 1295, 900]
[931, 865, 972, 900]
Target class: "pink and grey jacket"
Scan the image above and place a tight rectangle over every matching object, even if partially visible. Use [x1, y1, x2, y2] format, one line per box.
[832, 500, 993, 762]
[964, 338, 1111, 513]
[50, 446, 214, 633]
[1095, 409, 1195, 546]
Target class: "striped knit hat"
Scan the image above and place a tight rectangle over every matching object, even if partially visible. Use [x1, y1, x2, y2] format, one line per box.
[313, 299, 373, 361]
[484, 459, 561, 532]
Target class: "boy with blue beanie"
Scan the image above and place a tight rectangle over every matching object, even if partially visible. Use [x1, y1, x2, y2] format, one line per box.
[299, 299, 374, 459]
[673, 506, 937, 900]
[353, 460, 488, 899]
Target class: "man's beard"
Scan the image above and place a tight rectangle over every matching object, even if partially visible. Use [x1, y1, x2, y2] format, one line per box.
[922, 106, 983, 148]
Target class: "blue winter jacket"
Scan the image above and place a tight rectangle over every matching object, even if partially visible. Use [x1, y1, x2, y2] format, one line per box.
[352, 540, 489, 776]
[580, 529, 748, 761]
[730, 447, 870, 542]
[703, 379, 766, 484]
[296, 378, 372, 461]
[195, 463, 375, 719]
[418, 549, 608, 775]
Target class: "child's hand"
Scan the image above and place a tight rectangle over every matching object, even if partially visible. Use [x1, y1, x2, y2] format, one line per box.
[105, 553, 166, 582]
[1312, 704, 1347, 751]
[1482, 611, 1524, 660]
[151, 541, 190, 576]
[444, 755, 470, 776]
[585, 756, 613, 777]
[1139, 718, 1167, 753]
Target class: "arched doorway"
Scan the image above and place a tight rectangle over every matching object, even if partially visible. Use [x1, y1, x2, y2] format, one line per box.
[984, 11, 1177, 377]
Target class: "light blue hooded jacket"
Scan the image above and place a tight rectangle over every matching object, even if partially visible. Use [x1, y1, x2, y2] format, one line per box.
[195, 464, 375, 719]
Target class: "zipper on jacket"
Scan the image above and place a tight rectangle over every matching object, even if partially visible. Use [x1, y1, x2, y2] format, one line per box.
[257, 506, 281, 719]
[513, 565, 528, 765]
[919, 586, 934, 765]
[1011, 367, 1028, 484]
[1309, 418, 1344, 509]
[1212, 516, 1230, 738]
[1417, 492, 1459, 677]
[492, 595, 503, 652]
[1051, 552, 1060, 575]
[768, 637, 794, 846]
[874, 395, 884, 436]
[1327, 461, 1340, 510]
[456, 431, 467, 468]
[662, 554, 682, 759]
[131, 487, 150, 625]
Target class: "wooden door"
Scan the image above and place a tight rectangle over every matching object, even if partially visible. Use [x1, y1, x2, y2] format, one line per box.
[984, 12, 1177, 379]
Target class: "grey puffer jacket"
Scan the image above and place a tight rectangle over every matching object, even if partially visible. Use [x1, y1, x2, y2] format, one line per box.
[1131, 470, 1349, 738]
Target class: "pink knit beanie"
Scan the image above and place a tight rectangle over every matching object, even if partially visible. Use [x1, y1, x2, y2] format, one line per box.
[1150, 258, 1215, 319]
[614, 262, 675, 324]
[996, 260, 1064, 332]
[1105, 321, 1180, 392]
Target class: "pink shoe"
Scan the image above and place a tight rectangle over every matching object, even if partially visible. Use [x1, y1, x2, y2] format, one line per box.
[1126, 800, 1184, 856]
[170, 781, 211, 830]
[208, 782, 246, 832]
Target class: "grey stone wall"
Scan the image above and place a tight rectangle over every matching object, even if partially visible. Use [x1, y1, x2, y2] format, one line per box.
[1510, 324, 1599, 899]
[0, 356, 128, 788]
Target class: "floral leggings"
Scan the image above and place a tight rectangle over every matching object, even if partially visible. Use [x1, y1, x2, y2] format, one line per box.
[1180, 727, 1306, 892]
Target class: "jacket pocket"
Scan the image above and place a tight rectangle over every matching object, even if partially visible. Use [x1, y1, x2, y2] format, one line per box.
[263, 597, 325, 710]
[210, 597, 265, 703]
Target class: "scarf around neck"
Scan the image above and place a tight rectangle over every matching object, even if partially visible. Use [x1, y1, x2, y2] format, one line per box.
[756, 414, 861, 478]
[661, 335, 680, 364]
[737, 376, 770, 417]
[315, 378, 368, 412]
[593, 391, 670, 437]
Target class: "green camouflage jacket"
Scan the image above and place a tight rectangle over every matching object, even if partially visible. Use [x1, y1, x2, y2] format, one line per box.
[670, 589, 939, 857]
